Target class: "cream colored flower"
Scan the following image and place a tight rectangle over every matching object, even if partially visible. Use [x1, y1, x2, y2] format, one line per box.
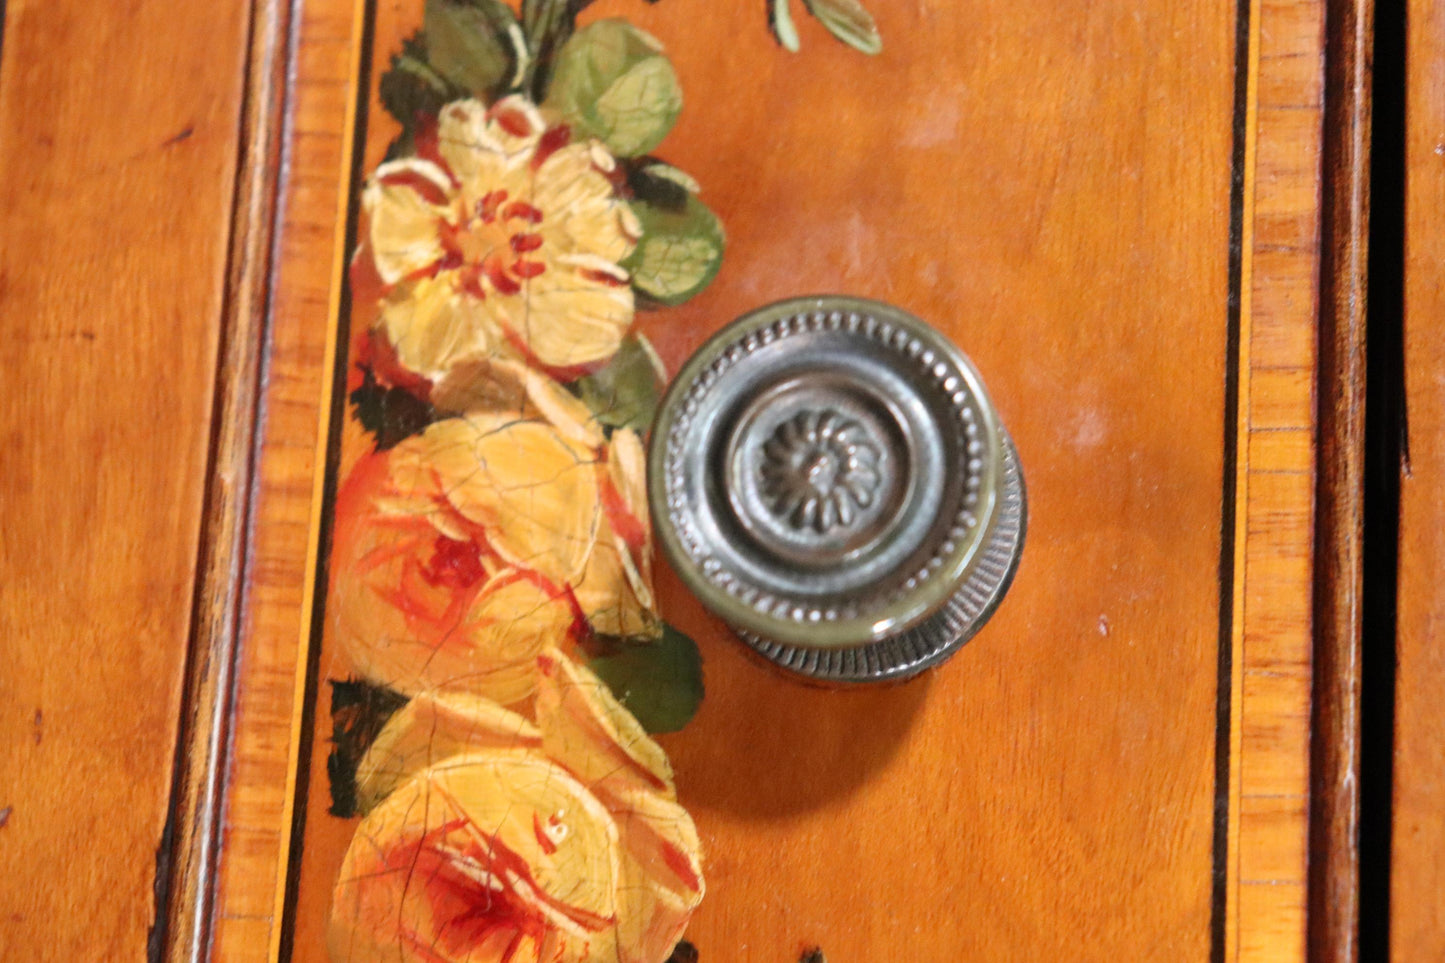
[364, 96, 640, 398]
[330, 392, 657, 703]
[329, 655, 704, 963]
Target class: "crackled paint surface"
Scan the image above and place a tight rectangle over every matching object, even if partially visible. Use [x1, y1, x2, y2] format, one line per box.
[302, 3, 880, 962]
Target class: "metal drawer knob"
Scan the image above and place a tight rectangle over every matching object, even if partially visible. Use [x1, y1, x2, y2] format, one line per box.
[649, 297, 1025, 683]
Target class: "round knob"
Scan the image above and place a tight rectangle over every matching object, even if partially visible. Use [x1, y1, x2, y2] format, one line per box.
[649, 297, 1025, 684]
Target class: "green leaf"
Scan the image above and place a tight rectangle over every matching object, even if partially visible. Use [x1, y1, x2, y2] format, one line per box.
[519, 0, 576, 98]
[326, 679, 410, 819]
[769, 0, 801, 52]
[521, 0, 570, 48]
[424, 0, 523, 100]
[802, 0, 882, 55]
[625, 159, 695, 212]
[588, 624, 704, 734]
[623, 193, 726, 306]
[546, 20, 683, 157]
[640, 162, 701, 196]
[378, 33, 466, 129]
[573, 333, 666, 432]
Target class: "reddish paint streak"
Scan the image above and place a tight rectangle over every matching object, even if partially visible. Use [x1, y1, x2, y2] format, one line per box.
[378, 167, 449, 207]
[501, 201, 544, 225]
[598, 469, 648, 553]
[397, 926, 460, 963]
[459, 262, 490, 301]
[500, 929, 532, 963]
[355, 329, 436, 401]
[408, 800, 614, 963]
[420, 536, 487, 591]
[479, 189, 509, 223]
[398, 255, 450, 287]
[532, 813, 559, 856]
[579, 268, 628, 288]
[490, 101, 536, 138]
[532, 124, 572, 171]
[410, 113, 459, 188]
[491, 570, 586, 640]
[660, 841, 703, 894]
[512, 259, 547, 280]
[483, 252, 524, 296]
[497, 324, 599, 383]
[560, 584, 592, 644]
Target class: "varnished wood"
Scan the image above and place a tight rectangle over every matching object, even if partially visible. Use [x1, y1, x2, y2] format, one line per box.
[0, 0, 252, 958]
[206, 1, 367, 957]
[184, 0, 1336, 959]
[1311, 0, 1373, 960]
[1391, 0, 1445, 953]
[1230, 4, 1326, 959]
[160, 0, 294, 959]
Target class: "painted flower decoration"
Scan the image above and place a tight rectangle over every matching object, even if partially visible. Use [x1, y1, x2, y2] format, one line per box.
[329, 653, 705, 963]
[318, 0, 885, 956]
[330, 372, 657, 704]
[364, 95, 641, 401]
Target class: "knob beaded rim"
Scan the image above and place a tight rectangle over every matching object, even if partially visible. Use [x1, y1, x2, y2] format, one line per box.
[649, 296, 1024, 672]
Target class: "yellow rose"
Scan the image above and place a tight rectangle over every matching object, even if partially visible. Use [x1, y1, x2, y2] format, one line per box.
[363, 95, 641, 400]
[329, 653, 705, 963]
[330, 388, 657, 703]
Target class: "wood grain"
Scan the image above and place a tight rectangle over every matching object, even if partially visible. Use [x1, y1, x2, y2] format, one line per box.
[1310, 0, 1373, 959]
[158, 0, 294, 959]
[0, 0, 251, 958]
[288, 1, 1238, 959]
[196, 0, 1336, 959]
[1391, 0, 1445, 953]
[207, 0, 368, 957]
[1229, 1, 1330, 958]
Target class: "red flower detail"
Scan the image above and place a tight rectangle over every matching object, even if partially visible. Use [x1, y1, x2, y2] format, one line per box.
[531, 124, 573, 171]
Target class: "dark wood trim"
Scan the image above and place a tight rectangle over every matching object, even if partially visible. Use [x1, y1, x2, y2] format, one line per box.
[1358, 0, 1407, 954]
[1312, 0, 1374, 960]
[155, 0, 295, 958]
[1212, 1, 1255, 957]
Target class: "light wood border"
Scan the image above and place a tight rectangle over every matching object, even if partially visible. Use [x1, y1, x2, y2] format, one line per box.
[192, 0, 371, 957]
[1227, 1, 1330, 961]
[172, 0, 1343, 957]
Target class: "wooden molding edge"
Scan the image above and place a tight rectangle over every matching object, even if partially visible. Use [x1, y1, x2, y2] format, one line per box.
[156, 0, 296, 957]
[1311, 0, 1374, 960]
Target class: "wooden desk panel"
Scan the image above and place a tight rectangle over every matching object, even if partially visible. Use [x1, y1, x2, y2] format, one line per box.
[1392, 0, 1445, 954]
[200, 0, 1327, 960]
[0, 0, 1338, 958]
[0, 0, 251, 959]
